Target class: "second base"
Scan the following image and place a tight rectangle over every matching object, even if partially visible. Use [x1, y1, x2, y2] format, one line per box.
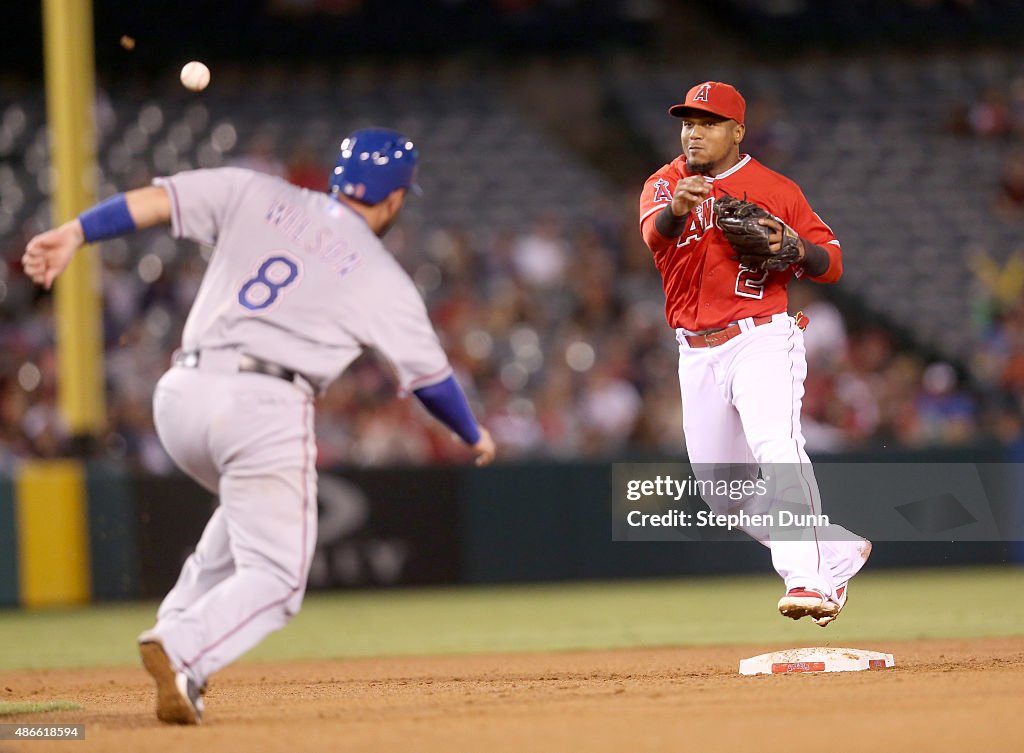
[739, 647, 895, 675]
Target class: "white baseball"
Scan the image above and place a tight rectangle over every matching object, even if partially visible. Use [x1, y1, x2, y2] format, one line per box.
[180, 61, 211, 92]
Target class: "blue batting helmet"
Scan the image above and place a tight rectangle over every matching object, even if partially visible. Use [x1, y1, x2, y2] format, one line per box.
[328, 128, 420, 205]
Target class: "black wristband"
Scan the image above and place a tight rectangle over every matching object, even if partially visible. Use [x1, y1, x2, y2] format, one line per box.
[800, 240, 830, 277]
[655, 205, 689, 238]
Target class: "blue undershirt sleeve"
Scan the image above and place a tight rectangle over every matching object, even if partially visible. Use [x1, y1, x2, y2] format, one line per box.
[413, 375, 481, 445]
[78, 193, 137, 242]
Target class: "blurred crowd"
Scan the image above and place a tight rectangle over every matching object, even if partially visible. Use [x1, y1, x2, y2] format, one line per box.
[946, 75, 1024, 221]
[2, 142, 1024, 473]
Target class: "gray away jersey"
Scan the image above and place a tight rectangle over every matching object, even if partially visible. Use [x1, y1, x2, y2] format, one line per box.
[154, 167, 451, 393]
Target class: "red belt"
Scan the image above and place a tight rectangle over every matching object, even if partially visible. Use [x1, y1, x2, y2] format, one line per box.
[683, 312, 808, 349]
[684, 315, 774, 348]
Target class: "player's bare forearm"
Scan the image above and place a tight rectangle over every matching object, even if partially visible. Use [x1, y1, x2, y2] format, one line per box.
[124, 185, 173, 228]
[22, 186, 173, 289]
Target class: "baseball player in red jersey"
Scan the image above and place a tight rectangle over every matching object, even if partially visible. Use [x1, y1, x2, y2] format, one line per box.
[639, 82, 871, 626]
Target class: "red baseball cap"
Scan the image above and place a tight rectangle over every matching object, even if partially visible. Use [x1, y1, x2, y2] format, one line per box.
[668, 81, 746, 125]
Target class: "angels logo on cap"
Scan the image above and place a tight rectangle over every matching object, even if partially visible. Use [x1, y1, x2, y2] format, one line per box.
[668, 82, 746, 125]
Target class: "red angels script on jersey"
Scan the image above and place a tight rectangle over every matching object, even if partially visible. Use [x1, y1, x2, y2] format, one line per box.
[677, 195, 716, 249]
[693, 83, 712, 102]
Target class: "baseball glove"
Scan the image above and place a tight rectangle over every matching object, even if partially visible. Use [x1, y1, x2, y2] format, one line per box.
[713, 194, 802, 272]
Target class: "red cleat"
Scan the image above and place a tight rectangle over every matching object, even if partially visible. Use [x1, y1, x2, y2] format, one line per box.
[777, 588, 840, 626]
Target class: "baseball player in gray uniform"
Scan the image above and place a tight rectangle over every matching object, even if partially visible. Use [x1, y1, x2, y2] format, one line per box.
[22, 128, 496, 725]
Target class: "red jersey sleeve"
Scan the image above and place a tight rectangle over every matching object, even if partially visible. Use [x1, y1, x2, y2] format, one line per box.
[785, 188, 842, 284]
[639, 165, 682, 254]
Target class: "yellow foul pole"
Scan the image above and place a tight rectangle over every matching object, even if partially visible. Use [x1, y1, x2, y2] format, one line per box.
[42, 0, 106, 441]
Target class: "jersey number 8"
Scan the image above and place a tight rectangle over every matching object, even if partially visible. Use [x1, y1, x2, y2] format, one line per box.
[238, 254, 301, 312]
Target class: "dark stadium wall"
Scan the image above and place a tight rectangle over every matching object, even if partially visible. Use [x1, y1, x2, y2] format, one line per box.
[1, 449, 1020, 606]
[84, 461, 141, 601]
[0, 480, 17, 606]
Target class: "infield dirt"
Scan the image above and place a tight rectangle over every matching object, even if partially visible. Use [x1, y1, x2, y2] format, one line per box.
[2, 636, 1021, 753]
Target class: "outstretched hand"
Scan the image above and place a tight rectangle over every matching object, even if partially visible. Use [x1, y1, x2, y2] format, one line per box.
[471, 427, 496, 467]
[22, 220, 85, 290]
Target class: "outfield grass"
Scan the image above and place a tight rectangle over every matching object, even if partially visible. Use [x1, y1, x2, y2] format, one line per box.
[0, 701, 81, 716]
[0, 566, 1021, 672]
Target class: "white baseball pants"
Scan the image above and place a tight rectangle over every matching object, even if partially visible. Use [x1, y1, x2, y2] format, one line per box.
[677, 313, 866, 598]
